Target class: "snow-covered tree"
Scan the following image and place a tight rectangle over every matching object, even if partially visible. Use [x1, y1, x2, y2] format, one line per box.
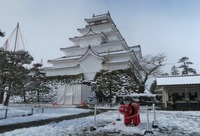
[19, 75, 32, 103]
[178, 57, 196, 75]
[92, 69, 138, 103]
[171, 65, 180, 75]
[28, 63, 51, 103]
[0, 49, 33, 106]
[92, 54, 166, 100]
[150, 80, 157, 94]
[0, 48, 8, 104]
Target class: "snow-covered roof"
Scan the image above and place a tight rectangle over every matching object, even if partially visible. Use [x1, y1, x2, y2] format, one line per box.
[48, 55, 81, 63]
[77, 45, 107, 62]
[60, 45, 80, 51]
[119, 93, 156, 97]
[45, 64, 80, 70]
[84, 12, 112, 24]
[48, 48, 132, 63]
[102, 60, 131, 66]
[99, 50, 131, 56]
[69, 32, 107, 41]
[77, 23, 117, 33]
[129, 45, 141, 52]
[156, 75, 200, 86]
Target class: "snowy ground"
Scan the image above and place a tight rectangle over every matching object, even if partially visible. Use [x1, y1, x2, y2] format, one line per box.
[0, 104, 90, 125]
[0, 104, 200, 136]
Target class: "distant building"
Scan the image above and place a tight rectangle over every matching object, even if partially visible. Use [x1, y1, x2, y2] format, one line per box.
[156, 75, 200, 110]
[44, 12, 142, 105]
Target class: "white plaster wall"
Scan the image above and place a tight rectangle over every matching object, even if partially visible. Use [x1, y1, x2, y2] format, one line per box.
[102, 63, 130, 71]
[51, 61, 78, 68]
[93, 44, 123, 53]
[64, 48, 87, 57]
[73, 41, 79, 46]
[109, 54, 132, 62]
[46, 54, 133, 80]
[134, 52, 142, 60]
[79, 25, 114, 35]
[92, 27, 113, 34]
[47, 62, 130, 79]
[79, 54, 103, 80]
[45, 67, 81, 77]
[106, 35, 120, 42]
[79, 37, 103, 47]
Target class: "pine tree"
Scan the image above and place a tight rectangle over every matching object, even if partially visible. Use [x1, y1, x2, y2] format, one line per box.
[28, 63, 51, 103]
[150, 80, 157, 94]
[0, 49, 33, 106]
[0, 30, 5, 37]
[171, 65, 179, 75]
[92, 69, 138, 103]
[0, 48, 8, 104]
[178, 57, 196, 75]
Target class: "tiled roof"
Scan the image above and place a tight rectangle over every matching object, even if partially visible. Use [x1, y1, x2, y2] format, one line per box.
[156, 75, 200, 86]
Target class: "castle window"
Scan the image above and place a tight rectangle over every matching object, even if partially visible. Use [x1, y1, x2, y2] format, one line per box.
[94, 20, 103, 25]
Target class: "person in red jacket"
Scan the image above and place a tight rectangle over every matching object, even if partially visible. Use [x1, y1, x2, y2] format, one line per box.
[130, 101, 140, 126]
[119, 97, 140, 126]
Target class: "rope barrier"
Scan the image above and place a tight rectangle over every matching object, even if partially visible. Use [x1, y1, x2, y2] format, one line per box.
[123, 110, 140, 119]
[104, 104, 158, 135]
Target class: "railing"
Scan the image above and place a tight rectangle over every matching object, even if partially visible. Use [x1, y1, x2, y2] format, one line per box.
[0, 105, 44, 119]
[166, 101, 200, 110]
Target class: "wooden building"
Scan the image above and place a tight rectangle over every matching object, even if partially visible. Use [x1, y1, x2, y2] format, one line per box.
[156, 75, 200, 110]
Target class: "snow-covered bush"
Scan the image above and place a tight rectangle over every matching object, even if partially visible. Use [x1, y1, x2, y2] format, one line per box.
[91, 69, 139, 103]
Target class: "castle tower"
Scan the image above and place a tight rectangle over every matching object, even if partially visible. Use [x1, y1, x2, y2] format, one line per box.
[46, 12, 142, 80]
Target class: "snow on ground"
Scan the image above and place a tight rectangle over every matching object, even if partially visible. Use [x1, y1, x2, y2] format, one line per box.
[0, 104, 90, 126]
[0, 104, 200, 136]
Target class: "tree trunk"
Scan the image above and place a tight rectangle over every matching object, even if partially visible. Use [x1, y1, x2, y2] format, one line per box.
[37, 90, 40, 103]
[4, 82, 13, 106]
[138, 84, 145, 93]
[4, 93, 10, 106]
[23, 90, 26, 103]
[0, 91, 4, 104]
[108, 81, 112, 103]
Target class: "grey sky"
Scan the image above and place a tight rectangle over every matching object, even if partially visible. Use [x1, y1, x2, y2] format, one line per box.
[0, 0, 200, 74]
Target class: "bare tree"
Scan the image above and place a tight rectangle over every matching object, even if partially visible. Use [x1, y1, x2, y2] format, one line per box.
[138, 54, 166, 93]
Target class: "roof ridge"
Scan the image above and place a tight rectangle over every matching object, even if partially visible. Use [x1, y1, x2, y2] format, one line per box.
[91, 12, 110, 18]
[158, 74, 200, 78]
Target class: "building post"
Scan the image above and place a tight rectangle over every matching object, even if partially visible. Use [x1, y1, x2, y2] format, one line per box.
[197, 90, 200, 100]
[90, 104, 97, 131]
[185, 88, 189, 101]
[162, 87, 168, 108]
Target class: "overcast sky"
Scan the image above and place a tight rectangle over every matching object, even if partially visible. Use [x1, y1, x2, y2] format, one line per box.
[0, 0, 200, 74]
